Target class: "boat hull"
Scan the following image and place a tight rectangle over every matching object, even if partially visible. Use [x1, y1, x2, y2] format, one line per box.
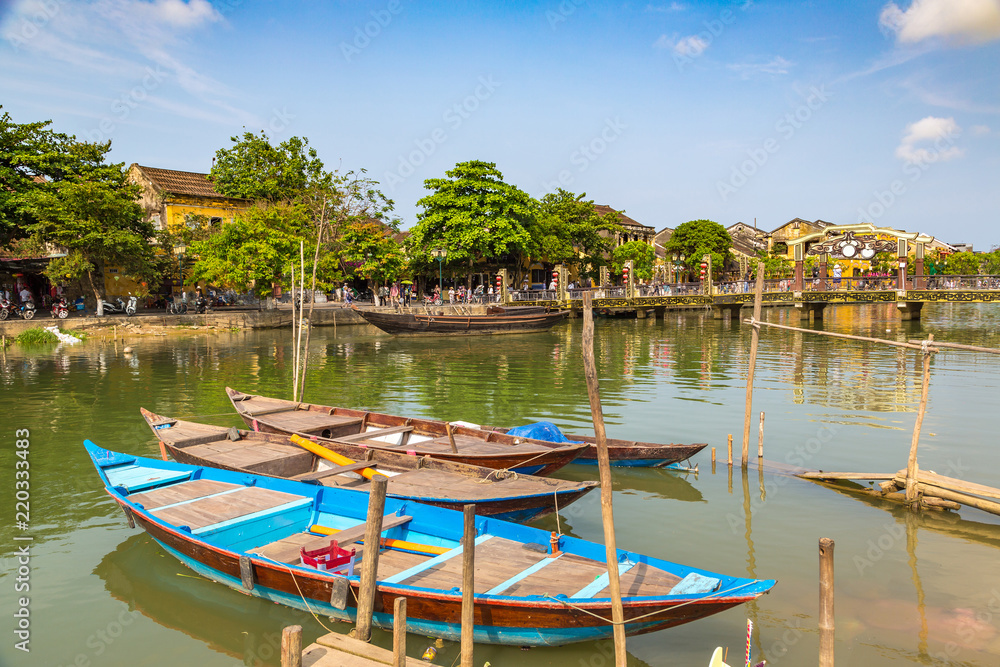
[355, 307, 570, 336]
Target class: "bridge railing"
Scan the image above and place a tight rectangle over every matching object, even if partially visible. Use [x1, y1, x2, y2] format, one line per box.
[922, 275, 1000, 290]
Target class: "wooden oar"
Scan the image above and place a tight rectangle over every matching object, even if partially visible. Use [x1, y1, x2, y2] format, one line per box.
[309, 524, 449, 556]
[290, 434, 382, 480]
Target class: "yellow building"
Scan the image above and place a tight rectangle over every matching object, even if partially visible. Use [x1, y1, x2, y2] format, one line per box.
[122, 164, 248, 296]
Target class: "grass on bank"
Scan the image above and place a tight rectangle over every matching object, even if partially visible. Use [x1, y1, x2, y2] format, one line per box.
[14, 327, 59, 345]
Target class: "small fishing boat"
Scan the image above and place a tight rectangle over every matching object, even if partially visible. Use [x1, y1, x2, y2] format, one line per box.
[225, 388, 587, 476]
[486, 421, 707, 468]
[141, 409, 597, 523]
[353, 305, 570, 336]
[85, 441, 776, 646]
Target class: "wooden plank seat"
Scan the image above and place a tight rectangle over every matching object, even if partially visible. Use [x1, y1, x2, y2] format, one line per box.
[292, 462, 378, 482]
[333, 425, 413, 444]
[128, 479, 242, 510]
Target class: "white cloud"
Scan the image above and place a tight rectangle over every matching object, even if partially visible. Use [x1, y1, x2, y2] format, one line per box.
[971, 124, 991, 135]
[727, 56, 793, 79]
[645, 2, 685, 12]
[880, 0, 1000, 46]
[655, 33, 708, 56]
[895, 116, 964, 163]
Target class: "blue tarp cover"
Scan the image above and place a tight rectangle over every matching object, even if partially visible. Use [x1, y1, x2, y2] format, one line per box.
[507, 421, 584, 444]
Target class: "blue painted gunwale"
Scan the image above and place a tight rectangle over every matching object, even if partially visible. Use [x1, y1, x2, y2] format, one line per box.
[85, 441, 776, 646]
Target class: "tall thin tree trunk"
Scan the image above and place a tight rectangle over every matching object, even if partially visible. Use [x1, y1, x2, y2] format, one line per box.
[87, 270, 104, 317]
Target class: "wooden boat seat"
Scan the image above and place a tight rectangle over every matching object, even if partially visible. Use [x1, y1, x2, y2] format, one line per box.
[292, 462, 377, 482]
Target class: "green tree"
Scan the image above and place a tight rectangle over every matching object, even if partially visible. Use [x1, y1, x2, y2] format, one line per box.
[753, 250, 793, 278]
[943, 251, 982, 275]
[980, 247, 1000, 275]
[534, 189, 622, 279]
[340, 220, 406, 293]
[612, 240, 656, 280]
[408, 160, 534, 287]
[18, 144, 156, 316]
[189, 202, 311, 297]
[664, 219, 733, 280]
[210, 132, 328, 202]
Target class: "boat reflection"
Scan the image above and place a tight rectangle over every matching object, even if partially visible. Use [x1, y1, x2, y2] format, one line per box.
[95, 534, 326, 666]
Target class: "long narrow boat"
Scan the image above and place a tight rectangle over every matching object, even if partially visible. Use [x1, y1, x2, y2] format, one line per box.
[86, 441, 776, 646]
[353, 305, 570, 336]
[225, 388, 587, 476]
[227, 388, 706, 470]
[141, 409, 597, 523]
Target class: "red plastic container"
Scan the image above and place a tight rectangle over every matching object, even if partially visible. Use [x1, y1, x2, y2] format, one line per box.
[300, 540, 356, 575]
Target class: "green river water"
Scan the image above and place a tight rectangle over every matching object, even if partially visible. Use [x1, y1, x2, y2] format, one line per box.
[2, 302, 1000, 667]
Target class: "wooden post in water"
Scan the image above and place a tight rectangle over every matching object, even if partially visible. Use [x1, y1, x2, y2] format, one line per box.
[711, 447, 716, 466]
[291, 261, 299, 402]
[905, 335, 934, 505]
[757, 411, 765, 459]
[581, 291, 627, 665]
[818, 538, 835, 667]
[355, 475, 389, 642]
[393, 597, 407, 667]
[742, 262, 765, 467]
[461, 504, 476, 667]
[727, 433, 733, 466]
[280, 625, 302, 667]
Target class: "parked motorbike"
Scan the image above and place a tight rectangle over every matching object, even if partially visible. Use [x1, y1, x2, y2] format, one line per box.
[99, 295, 137, 316]
[50, 297, 69, 319]
[194, 294, 209, 314]
[0, 298, 36, 320]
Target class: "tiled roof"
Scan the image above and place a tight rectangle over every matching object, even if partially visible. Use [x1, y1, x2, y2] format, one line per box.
[133, 164, 235, 199]
[594, 204, 653, 231]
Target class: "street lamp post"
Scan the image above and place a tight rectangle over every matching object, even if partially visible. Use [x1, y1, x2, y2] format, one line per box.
[174, 243, 187, 301]
[432, 247, 447, 292]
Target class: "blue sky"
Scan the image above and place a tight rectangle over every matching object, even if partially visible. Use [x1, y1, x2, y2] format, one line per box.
[2, 0, 999, 248]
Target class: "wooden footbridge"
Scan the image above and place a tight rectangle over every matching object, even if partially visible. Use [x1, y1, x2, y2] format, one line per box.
[503, 279, 1000, 322]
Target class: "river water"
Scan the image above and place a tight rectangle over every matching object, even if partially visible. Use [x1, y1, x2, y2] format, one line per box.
[2, 302, 1000, 667]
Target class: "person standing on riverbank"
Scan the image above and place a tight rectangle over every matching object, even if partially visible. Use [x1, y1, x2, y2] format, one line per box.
[833, 263, 842, 290]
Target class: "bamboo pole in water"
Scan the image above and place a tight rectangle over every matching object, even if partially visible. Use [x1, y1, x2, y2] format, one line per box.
[818, 538, 835, 667]
[300, 198, 328, 401]
[461, 504, 475, 667]
[580, 291, 627, 665]
[355, 475, 388, 642]
[757, 411, 765, 459]
[742, 263, 764, 467]
[295, 240, 305, 399]
[291, 261, 298, 402]
[905, 335, 934, 504]
[727, 433, 733, 466]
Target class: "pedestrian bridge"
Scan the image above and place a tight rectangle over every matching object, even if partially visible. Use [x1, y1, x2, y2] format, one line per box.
[505, 276, 1000, 321]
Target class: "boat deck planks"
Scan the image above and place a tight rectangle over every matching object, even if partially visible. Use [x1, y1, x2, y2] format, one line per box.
[128, 479, 240, 510]
[304, 632, 434, 666]
[257, 410, 364, 433]
[152, 486, 306, 530]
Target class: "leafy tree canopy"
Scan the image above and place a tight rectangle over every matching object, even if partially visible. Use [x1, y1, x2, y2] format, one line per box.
[612, 240, 656, 280]
[664, 219, 732, 279]
[210, 131, 328, 202]
[408, 160, 535, 269]
[340, 220, 406, 286]
[189, 202, 312, 297]
[535, 189, 623, 278]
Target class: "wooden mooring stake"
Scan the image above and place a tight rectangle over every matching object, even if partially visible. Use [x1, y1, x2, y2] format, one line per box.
[581, 291, 627, 666]
[757, 411, 765, 459]
[393, 597, 407, 667]
[461, 504, 475, 667]
[727, 434, 733, 467]
[354, 474, 389, 642]
[819, 538, 835, 667]
[905, 335, 933, 504]
[281, 625, 302, 667]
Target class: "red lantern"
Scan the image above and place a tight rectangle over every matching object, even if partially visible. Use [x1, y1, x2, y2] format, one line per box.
[699, 261, 707, 280]
[622, 265, 630, 283]
[551, 270, 559, 288]
[495, 274, 502, 289]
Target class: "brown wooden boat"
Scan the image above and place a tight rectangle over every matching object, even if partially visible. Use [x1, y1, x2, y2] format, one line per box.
[353, 305, 570, 336]
[141, 409, 596, 523]
[225, 388, 587, 476]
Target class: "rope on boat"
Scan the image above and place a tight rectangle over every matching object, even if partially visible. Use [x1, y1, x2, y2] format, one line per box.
[251, 552, 341, 635]
[541, 580, 761, 626]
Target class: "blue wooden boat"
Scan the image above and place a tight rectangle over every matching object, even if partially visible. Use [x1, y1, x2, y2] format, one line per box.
[85, 441, 776, 646]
